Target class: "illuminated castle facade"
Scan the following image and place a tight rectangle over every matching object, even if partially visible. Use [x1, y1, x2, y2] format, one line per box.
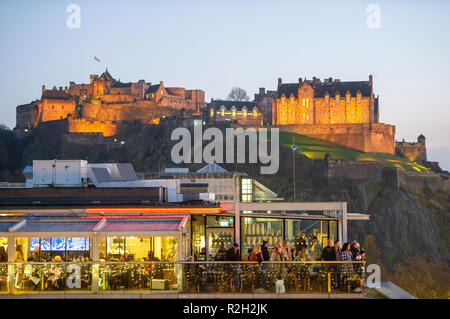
[272, 75, 379, 125]
[16, 69, 206, 136]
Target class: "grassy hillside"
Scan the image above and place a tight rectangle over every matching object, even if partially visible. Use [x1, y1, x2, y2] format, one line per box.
[279, 132, 429, 172]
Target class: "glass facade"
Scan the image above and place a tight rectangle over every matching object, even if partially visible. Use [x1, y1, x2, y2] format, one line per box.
[16, 237, 91, 262]
[191, 215, 206, 261]
[206, 216, 234, 228]
[192, 215, 235, 261]
[241, 217, 283, 254]
[241, 178, 253, 202]
[99, 236, 177, 262]
[242, 217, 340, 260]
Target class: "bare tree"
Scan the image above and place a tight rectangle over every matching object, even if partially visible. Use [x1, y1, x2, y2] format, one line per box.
[227, 87, 250, 101]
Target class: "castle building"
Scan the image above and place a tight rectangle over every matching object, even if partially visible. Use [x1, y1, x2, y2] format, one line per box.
[16, 69, 206, 133]
[207, 99, 262, 125]
[254, 88, 277, 125]
[272, 75, 379, 125]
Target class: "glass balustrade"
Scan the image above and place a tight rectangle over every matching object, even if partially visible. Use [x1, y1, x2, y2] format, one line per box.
[0, 261, 365, 295]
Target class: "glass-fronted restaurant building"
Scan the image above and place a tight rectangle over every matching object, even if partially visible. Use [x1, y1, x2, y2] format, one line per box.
[0, 162, 369, 295]
[0, 202, 364, 264]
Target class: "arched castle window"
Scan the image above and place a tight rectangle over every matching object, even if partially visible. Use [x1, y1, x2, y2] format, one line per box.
[210, 108, 215, 117]
[282, 96, 286, 106]
[336, 94, 340, 105]
[220, 106, 225, 116]
[302, 98, 306, 107]
[346, 92, 351, 104]
[325, 93, 330, 105]
[357, 91, 361, 104]
[253, 108, 258, 117]
[306, 115, 309, 121]
[231, 106, 236, 118]
[242, 107, 247, 118]
[306, 98, 309, 109]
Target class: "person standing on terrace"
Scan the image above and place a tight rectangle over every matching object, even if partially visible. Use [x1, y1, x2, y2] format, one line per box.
[321, 239, 337, 261]
[334, 241, 342, 261]
[249, 246, 263, 263]
[225, 243, 241, 261]
[350, 241, 360, 261]
[282, 241, 293, 261]
[261, 240, 270, 261]
[295, 233, 307, 257]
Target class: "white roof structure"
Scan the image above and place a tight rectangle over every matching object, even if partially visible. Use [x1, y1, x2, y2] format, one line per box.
[196, 162, 228, 174]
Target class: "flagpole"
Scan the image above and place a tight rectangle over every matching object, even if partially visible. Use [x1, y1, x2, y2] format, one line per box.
[293, 136, 296, 201]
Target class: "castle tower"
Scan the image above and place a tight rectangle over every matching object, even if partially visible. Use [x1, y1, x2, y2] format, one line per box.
[418, 134, 426, 144]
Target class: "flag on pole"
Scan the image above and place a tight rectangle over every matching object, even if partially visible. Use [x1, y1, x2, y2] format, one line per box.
[292, 144, 300, 151]
[94, 56, 101, 62]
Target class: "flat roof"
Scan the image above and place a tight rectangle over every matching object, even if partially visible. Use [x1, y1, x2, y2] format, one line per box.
[101, 219, 183, 232]
[19, 221, 98, 233]
[1, 216, 187, 234]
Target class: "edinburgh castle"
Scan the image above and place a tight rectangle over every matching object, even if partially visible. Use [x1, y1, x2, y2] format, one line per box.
[14, 71, 430, 164]
[16, 69, 206, 137]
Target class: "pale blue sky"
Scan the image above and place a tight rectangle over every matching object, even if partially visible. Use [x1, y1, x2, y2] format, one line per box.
[0, 0, 449, 169]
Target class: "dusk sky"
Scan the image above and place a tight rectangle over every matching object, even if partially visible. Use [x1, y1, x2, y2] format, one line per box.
[1, 0, 449, 169]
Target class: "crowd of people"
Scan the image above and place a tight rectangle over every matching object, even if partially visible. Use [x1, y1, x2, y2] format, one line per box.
[216, 234, 366, 263]
[184, 235, 366, 293]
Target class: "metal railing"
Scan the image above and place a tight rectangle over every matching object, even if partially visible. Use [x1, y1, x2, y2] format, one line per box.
[0, 261, 365, 295]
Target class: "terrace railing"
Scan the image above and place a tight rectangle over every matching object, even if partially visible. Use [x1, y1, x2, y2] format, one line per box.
[0, 261, 365, 295]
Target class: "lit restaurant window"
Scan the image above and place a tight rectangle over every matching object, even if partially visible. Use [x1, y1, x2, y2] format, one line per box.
[241, 178, 253, 202]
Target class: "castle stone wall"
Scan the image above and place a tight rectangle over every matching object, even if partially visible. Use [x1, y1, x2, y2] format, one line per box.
[397, 170, 449, 192]
[395, 140, 427, 163]
[275, 123, 396, 154]
[325, 158, 449, 192]
[68, 119, 121, 137]
[16, 103, 39, 128]
[39, 99, 76, 122]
